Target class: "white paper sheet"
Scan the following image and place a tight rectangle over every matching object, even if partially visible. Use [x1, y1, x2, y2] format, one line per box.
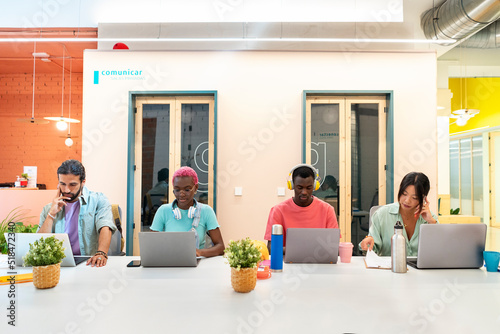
[365, 250, 391, 269]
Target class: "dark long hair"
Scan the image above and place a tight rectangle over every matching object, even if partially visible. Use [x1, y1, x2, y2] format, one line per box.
[397, 172, 430, 208]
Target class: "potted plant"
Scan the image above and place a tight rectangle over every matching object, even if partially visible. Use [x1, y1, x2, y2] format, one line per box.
[0, 207, 37, 254]
[224, 237, 262, 293]
[23, 236, 66, 289]
[19, 173, 29, 187]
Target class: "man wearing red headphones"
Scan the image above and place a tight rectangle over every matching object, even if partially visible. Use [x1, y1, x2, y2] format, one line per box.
[264, 164, 339, 252]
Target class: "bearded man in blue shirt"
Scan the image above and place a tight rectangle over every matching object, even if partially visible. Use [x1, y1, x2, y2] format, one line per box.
[38, 159, 116, 267]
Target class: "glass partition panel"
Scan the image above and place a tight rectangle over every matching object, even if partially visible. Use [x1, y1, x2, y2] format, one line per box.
[142, 104, 170, 228]
[350, 103, 379, 249]
[472, 136, 483, 221]
[459, 138, 472, 215]
[310, 103, 340, 215]
[450, 140, 460, 212]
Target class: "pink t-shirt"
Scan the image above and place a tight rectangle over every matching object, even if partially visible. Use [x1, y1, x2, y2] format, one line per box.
[264, 197, 339, 246]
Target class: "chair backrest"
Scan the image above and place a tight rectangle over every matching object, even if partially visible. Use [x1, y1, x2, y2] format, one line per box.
[109, 204, 125, 256]
[368, 205, 382, 229]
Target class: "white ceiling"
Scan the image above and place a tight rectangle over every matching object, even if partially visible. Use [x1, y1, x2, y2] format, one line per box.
[1, 0, 405, 26]
[1, 0, 499, 76]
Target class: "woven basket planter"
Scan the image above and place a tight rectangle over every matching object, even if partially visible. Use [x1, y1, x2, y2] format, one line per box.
[33, 263, 61, 289]
[231, 267, 257, 293]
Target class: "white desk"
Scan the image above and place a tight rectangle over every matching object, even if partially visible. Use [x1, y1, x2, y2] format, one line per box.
[1, 256, 499, 333]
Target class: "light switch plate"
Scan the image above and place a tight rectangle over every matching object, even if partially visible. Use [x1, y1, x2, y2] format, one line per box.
[277, 187, 286, 196]
[235, 187, 243, 196]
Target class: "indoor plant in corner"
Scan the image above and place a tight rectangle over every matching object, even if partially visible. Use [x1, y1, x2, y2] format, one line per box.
[224, 237, 261, 293]
[23, 236, 66, 289]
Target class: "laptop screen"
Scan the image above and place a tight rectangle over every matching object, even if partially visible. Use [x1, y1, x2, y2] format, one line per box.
[284, 228, 340, 264]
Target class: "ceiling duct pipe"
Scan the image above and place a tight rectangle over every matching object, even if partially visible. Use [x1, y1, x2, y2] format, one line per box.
[460, 20, 500, 47]
[421, 0, 500, 43]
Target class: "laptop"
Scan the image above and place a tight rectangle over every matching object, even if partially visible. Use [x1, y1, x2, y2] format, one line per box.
[407, 224, 487, 269]
[5, 233, 89, 267]
[284, 228, 340, 264]
[139, 231, 199, 267]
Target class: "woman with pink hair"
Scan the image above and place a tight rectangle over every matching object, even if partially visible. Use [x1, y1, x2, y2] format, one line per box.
[150, 166, 224, 257]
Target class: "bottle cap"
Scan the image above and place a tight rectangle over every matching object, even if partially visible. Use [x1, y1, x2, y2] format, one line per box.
[394, 221, 403, 229]
[272, 224, 283, 235]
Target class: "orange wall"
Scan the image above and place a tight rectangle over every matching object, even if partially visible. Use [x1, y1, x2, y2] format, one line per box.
[0, 73, 82, 189]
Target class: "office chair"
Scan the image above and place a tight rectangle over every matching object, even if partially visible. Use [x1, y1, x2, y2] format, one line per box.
[368, 205, 382, 229]
[109, 204, 126, 256]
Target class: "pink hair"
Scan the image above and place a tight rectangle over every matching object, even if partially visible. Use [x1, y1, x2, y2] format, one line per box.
[172, 166, 199, 185]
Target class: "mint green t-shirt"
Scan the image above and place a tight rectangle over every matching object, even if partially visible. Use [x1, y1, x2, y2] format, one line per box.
[150, 203, 219, 249]
[362, 202, 439, 256]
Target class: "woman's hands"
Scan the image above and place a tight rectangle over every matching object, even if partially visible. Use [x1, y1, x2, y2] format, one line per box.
[360, 236, 374, 251]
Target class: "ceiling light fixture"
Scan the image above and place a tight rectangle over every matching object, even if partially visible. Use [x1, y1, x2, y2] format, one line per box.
[44, 46, 80, 127]
[450, 45, 480, 127]
[16, 44, 49, 125]
[64, 59, 78, 147]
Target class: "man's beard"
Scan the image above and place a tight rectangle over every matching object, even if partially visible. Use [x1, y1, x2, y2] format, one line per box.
[63, 184, 82, 202]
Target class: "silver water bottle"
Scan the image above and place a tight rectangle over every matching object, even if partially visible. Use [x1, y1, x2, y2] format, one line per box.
[391, 221, 407, 273]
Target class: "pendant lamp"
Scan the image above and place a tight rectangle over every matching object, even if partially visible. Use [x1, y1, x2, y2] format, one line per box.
[450, 46, 479, 126]
[16, 43, 49, 124]
[44, 47, 80, 127]
[64, 59, 78, 147]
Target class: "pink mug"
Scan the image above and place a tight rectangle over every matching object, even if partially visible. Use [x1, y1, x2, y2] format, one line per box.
[339, 242, 354, 263]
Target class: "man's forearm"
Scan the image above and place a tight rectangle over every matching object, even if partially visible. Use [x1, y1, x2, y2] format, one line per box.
[38, 216, 54, 233]
[97, 227, 112, 253]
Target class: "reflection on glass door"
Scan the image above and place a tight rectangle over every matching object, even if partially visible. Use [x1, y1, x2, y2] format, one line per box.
[306, 96, 387, 244]
[180, 103, 211, 205]
[309, 102, 342, 218]
[141, 103, 171, 233]
[133, 96, 215, 255]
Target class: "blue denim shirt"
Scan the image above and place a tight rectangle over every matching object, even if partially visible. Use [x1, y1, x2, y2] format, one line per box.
[38, 187, 116, 255]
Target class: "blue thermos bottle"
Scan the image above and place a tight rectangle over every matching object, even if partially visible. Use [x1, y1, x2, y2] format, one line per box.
[270, 224, 283, 272]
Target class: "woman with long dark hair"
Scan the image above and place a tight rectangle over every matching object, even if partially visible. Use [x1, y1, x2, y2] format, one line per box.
[360, 172, 438, 256]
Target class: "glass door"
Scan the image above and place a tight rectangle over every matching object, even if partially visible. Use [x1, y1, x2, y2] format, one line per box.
[133, 96, 215, 255]
[306, 96, 387, 244]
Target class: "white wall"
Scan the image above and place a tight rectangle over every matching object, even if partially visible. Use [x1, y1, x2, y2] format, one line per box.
[82, 50, 438, 246]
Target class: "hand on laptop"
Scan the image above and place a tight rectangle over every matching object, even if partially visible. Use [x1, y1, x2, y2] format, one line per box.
[360, 236, 374, 251]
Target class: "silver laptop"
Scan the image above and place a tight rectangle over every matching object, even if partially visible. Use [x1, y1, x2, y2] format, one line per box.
[407, 224, 487, 269]
[284, 228, 340, 264]
[5, 233, 89, 267]
[139, 231, 199, 267]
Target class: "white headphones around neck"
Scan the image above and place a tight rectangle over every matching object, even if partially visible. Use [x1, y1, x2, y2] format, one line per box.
[172, 198, 202, 247]
[172, 199, 198, 220]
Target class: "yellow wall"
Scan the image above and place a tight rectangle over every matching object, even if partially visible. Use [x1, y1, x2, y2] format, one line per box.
[449, 77, 500, 135]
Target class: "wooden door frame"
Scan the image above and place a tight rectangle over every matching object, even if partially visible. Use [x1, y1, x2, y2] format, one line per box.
[126, 92, 217, 255]
[490, 132, 500, 227]
[304, 93, 390, 242]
